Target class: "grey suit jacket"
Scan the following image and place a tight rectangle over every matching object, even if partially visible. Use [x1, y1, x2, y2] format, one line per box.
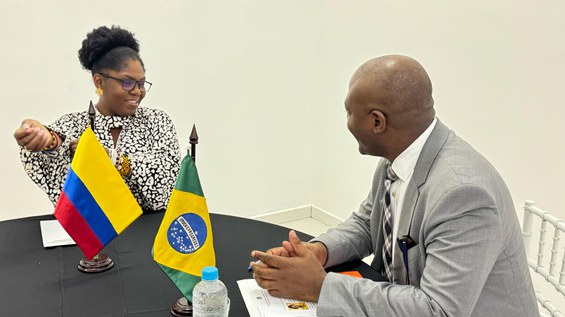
[313, 120, 538, 317]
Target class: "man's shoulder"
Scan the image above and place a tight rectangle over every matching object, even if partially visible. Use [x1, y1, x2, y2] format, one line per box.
[426, 133, 506, 194]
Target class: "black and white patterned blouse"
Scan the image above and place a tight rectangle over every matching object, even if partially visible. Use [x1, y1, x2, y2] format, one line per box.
[20, 106, 181, 212]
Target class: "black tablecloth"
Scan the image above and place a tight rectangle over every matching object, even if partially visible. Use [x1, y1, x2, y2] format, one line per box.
[0, 212, 382, 316]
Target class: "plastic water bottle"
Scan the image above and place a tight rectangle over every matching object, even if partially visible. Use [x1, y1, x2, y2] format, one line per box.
[192, 266, 230, 317]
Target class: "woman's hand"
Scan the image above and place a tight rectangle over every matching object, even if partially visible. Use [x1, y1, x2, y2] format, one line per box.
[14, 119, 52, 152]
[69, 139, 79, 159]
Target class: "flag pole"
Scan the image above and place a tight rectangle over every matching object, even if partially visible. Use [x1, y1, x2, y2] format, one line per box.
[77, 100, 114, 273]
[171, 124, 199, 316]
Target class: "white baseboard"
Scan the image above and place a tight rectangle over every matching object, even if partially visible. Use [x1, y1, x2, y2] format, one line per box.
[251, 205, 342, 228]
[250, 205, 312, 224]
[311, 205, 343, 227]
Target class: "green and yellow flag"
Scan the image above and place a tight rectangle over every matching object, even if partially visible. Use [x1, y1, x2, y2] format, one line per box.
[152, 155, 215, 301]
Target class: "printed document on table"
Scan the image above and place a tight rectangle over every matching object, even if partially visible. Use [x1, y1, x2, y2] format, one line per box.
[40, 220, 76, 247]
[237, 279, 317, 317]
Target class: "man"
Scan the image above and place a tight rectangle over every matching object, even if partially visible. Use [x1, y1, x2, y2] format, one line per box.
[250, 55, 538, 316]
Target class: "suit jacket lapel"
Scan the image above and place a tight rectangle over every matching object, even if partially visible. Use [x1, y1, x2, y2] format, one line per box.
[393, 119, 451, 282]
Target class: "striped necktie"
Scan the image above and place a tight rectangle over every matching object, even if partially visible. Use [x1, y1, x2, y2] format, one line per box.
[382, 164, 398, 282]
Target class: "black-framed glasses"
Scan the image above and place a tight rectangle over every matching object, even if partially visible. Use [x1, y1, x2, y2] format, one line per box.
[98, 73, 152, 92]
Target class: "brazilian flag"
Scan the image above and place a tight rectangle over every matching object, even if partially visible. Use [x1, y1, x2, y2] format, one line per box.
[152, 155, 215, 301]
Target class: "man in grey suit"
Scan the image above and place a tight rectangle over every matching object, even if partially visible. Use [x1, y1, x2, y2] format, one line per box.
[250, 55, 539, 316]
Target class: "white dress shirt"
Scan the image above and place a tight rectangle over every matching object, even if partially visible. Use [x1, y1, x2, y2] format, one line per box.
[389, 118, 437, 257]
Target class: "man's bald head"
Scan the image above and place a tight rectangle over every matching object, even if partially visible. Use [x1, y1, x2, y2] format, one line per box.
[352, 55, 434, 115]
[345, 55, 436, 160]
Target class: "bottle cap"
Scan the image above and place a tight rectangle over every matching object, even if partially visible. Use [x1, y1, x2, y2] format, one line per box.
[201, 266, 219, 281]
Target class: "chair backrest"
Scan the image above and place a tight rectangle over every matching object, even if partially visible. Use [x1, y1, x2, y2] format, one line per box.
[522, 200, 565, 317]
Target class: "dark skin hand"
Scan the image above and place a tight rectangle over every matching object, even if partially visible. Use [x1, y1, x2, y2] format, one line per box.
[59, 127, 120, 159]
[69, 139, 78, 158]
[14, 120, 104, 160]
[250, 230, 328, 302]
[13, 119, 53, 152]
[71, 140, 115, 162]
[67, 134, 115, 161]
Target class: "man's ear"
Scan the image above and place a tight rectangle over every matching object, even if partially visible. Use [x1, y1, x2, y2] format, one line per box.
[371, 110, 386, 133]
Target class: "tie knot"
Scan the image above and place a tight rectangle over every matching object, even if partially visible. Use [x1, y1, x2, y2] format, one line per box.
[386, 164, 398, 182]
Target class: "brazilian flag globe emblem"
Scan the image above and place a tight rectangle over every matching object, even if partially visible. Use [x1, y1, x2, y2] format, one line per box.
[153, 155, 215, 301]
[167, 213, 208, 254]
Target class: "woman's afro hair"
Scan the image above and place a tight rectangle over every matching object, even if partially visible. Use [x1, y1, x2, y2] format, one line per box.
[78, 25, 140, 71]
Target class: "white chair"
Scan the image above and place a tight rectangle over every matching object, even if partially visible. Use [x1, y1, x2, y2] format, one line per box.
[522, 200, 565, 317]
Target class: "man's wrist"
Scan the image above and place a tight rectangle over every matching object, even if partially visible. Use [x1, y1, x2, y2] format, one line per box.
[311, 242, 329, 266]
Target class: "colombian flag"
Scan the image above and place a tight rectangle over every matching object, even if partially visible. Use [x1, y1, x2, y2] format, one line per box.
[54, 128, 142, 260]
[153, 155, 215, 301]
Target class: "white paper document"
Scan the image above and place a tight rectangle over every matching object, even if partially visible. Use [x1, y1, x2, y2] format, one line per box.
[237, 279, 317, 317]
[39, 220, 76, 248]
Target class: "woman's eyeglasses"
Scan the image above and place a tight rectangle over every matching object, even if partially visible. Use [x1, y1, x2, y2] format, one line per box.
[98, 73, 152, 92]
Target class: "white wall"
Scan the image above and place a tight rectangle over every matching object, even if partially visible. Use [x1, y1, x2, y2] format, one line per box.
[311, 1, 565, 223]
[1, 1, 564, 226]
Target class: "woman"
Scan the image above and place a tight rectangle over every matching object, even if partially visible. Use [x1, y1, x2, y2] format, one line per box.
[13, 25, 181, 212]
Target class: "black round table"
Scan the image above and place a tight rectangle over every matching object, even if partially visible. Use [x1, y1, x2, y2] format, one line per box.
[0, 212, 380, 316]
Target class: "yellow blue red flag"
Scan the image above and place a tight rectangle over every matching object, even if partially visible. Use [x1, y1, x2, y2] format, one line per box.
[54, 127, 142, 259]
[152, 155, 215, 301]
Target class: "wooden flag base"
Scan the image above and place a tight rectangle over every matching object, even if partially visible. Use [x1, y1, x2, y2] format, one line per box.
[77, 253, 114, 273]
[170, 297, 193, 316]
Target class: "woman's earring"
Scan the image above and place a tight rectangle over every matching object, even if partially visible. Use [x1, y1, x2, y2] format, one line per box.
[96, 87, 104, 96]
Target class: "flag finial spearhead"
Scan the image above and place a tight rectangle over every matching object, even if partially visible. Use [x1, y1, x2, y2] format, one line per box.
[189, 124, 198, 162]
[88, 101, 95, 130]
